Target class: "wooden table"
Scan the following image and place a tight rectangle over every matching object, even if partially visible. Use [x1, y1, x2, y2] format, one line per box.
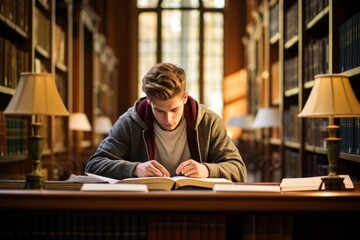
[0, 182, 359, 239]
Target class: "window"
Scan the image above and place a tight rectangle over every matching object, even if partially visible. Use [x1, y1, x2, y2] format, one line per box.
[137, 0, 225, 116]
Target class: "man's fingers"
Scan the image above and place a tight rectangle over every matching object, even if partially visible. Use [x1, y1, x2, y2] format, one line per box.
[151, 160, 170, 177]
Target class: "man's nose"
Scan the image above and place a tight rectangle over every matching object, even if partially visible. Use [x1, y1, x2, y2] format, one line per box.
[164, 112, 173, 122]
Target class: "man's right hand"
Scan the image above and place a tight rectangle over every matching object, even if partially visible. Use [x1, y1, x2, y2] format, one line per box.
[133, 160, 170, 177]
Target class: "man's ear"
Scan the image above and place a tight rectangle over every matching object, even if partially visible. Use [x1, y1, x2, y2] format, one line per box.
[183, 92, 188, 104]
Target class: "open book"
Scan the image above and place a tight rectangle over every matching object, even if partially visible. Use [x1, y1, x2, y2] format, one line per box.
[280, 175, 354, 192]
[68, 173, 234, 191]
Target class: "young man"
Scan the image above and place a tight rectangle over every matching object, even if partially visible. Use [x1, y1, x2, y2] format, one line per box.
[85, 63, 246, 182]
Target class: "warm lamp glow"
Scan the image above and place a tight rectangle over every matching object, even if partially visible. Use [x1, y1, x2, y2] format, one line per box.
[94, 116, 113, 134]
[70, 112, 92, 131]
[298, 74, 360, 190]
[227, 115, 254, 130]
[4, 73, 69, 116]
[298, 74, 360, 120]
[3, 73, 69, 189]
[252, 107, 280, 128]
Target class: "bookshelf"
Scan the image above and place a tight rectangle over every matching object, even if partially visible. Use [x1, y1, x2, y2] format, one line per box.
[0, 0, 118, 180]
[0, 0, 73, 180]
[72, 0, 99, 152]
[92, 33, 118, 145]
[0, 0, 32, 178]
[244, 0, 360, 181]
[72, 0, 118, 173]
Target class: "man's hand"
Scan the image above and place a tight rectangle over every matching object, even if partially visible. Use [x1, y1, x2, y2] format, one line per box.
[134, 160, 170, 177]
[175, 159, 209, 178]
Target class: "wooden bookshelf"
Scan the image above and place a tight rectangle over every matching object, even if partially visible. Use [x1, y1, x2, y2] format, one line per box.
[244, 0, 360, 181]
[0, 0, 72, 180]
[0, 0, 32, 178]
[0, 0, 119, 180]
[72, 0, 118, 174]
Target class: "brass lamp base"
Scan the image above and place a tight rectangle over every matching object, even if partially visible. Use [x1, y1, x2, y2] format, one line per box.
[320, 176, 345, 191]
[320, 125, 345, 191]
[25, 119, 45, 190]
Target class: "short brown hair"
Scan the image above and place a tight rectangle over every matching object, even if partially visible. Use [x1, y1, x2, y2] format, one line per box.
[142, 63, 186, 100]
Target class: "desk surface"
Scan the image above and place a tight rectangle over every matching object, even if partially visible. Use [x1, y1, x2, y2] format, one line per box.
[1, 183, 360, 212]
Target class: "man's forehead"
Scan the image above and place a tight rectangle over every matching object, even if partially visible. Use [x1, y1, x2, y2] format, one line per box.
[150, 96, 184, 111]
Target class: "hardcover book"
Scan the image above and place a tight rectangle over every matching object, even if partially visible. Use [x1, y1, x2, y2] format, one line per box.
[280, 175, 354, 191]
[68, 173, 234, 191]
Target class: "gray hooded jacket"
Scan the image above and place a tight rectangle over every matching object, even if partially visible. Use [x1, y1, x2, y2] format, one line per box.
[85, 96, 246, 182]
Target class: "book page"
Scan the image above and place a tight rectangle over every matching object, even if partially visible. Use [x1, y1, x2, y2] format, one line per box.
[85, 172, 120, 184]
[172, 176, 233, 189]
[118, 177, 175, 191]
[66, 174, 108, 183]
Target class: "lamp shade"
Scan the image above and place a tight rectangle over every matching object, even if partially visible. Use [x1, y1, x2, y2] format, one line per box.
[69, 112, 92, 131]
[94, 116, 113, 134]
[252, 107, 280, 128]
[227, 115, 254, 129]
[298, 74, 360, 118]
[4, 73, 69, 116]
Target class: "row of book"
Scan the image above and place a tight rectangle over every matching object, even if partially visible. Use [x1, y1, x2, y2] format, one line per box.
[285, 35, 329, 88]
[303, 36, 329, 83]
[284, 1, 298, 43]
[0, 111, 28, 158]
[339, 117, 360, 155]
[304, 0, 329, 25]
[0, 211, 293, 240]
[339, 11, 360, 72]
[283, 56, 298, 91]
[0, 0, 29, 33]
[304, 117, 360, 155]
[305, 153, 328, 177]
[304, 118, 328, 148]
[283, 105, 300, 144]
[269, 1, 279, 39]
[0, 36, 29, 89]
[284, 148, 301, 178]
[34, 7, 51, 54]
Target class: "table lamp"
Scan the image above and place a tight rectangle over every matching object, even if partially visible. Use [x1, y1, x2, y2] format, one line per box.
[252, 107, 280, 128]
[70, 112, 92, 132]
[251, 107, 280, 181]
[69, 112, 92, 173]
[227, 114, 254, 130]
[94, 116, 113, 135]
[70, 112, 92, 149]
[298, 74, 360, 190]
[4, 73, 70, 189]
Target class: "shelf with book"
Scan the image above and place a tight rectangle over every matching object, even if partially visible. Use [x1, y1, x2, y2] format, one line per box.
[50, 0, 73, 181]
[268, 0, 282, 182]
[244, 0, 360, 180]
[73, 0, 99, 149]
[92, 33, 118, 145]
[0, 0, 31, 169]
[280, 0, 301, 178]
[301, 0, 360, 178]
[0, 0, 75, 180]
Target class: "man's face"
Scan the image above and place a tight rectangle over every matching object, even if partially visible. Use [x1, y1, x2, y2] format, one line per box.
[149, 94, 188, 131]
